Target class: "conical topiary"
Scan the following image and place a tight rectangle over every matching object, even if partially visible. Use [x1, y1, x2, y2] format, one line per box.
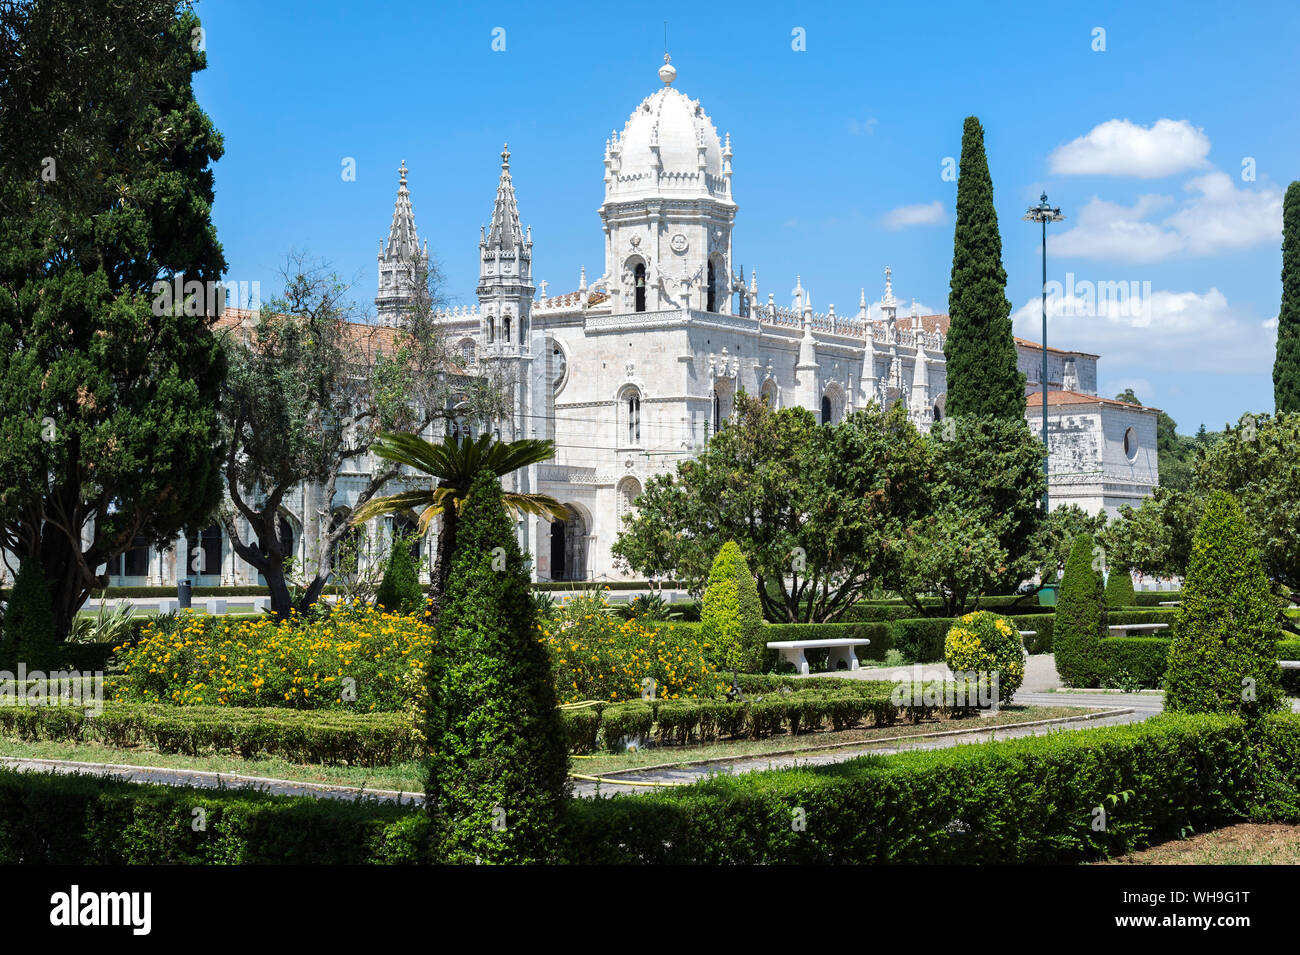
[1104, 566, 1136, 609]
[1164, 491, 1284, 719]
[374, 536, 424, 615]
[1053, 533, 1107, 687]
[701, 540, 765, 673]
[424, 468, 569, 863]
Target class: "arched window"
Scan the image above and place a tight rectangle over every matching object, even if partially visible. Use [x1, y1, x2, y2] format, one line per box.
[486, 314, 494, 343]
[627, 393, 641, 444]
[634, 263, 646, 312]
[459, 339, 476, 367]
[502, 314, 511, 343]
[760, 379, 778, 408]
[617, 477, 642, 526]
[706, 261, 716, 312]
[519, 314, 527, 344]
[713, 391, 721, 434]
[821, 395, 832, 425]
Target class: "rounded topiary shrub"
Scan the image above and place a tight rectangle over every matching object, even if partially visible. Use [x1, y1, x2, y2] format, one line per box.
[1104, 566, 1137, 609]
[944, 611, 1025, 704]
[1054, 533, 1107, 687]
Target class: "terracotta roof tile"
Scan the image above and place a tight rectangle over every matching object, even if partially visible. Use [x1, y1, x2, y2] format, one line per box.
[1027, 390, 1161, 413]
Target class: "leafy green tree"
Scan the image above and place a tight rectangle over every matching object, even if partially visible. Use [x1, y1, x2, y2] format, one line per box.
[1164, 491, 1284, 719]
[944, 116, 1024, 419]
[700, 541, 765, 673]
[0, 558, 57, 670]
[0, 1, 226, 639]
[1031, 504, 1107, 583]
[424, 468, 569, 864]
[1053, 533, 1107, 687]
[1104, 566, 1136, 609]
[351, 432, 567, 622]
[218, 256, 508, 618]
[1106, 414, 1300, 634]
[1274, 181, 1300, 414]
[888, 416, 1046, 616]
[374, 536, 423, 615]
[614, 396, 929, 622]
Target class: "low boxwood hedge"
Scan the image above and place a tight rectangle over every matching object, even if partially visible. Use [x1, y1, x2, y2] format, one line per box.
[0, 769, 425, 864]
[4, 711, 1300, 863]
[0, 703, 419, 766]
[564, 712, 1272, 864]
[1092, 636, 1300, 691]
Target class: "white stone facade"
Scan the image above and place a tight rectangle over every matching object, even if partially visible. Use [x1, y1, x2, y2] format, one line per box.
[38, 55, 1155, 591]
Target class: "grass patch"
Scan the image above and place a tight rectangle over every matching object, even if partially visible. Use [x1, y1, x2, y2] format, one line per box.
[1099, 823, 1300, 865]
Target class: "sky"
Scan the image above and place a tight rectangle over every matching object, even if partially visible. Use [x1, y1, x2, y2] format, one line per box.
[193, 0, 1300, 434]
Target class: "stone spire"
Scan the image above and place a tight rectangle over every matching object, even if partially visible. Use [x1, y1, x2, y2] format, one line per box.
[384, 160, 421, 261]
[376, 160, 429, 326]
[486, 144, 524, 253]
[880, 266, 898, 326]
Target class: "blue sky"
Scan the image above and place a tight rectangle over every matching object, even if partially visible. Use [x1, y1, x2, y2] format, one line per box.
[194, 0, 1299, 433]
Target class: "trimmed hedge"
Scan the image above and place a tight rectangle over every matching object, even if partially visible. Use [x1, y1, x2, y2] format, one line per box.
[560, 680, 982, 753]
[0, 703, 419, 766]
[4, 712, 1300, 863]
[0, 769, 426, 864]
[564, 713, 1264, 864]
[1092, 636, 1300, 692]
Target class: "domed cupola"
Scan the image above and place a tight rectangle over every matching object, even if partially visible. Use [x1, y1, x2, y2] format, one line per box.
[599, 55, 738, 316]
[604, 54, 730, 202]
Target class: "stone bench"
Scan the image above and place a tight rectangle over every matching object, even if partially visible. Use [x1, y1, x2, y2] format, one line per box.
[766, 638, 871, 676]
[1279, 661, 1300, 670]
[1107, 623, 1170, 636]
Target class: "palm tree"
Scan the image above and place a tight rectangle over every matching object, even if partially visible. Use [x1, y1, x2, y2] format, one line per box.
[350, 431, 568, 618]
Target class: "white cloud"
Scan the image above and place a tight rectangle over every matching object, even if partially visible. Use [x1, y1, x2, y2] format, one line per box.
[848, 117, 878, 136]
[1052, 173, 1282, 262]
[1049, 119, 1211, 179]
[882, 200, 945, 230]
[1012, 285, 1276, 373]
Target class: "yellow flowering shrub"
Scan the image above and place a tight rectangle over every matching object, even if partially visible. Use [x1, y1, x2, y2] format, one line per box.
[113, 602, 435, 711]
[943, 611, 1026, 704]
[539, 591, 726, 705]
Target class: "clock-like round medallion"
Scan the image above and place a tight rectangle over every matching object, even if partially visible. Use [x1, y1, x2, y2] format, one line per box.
[670, 233, 688, 254]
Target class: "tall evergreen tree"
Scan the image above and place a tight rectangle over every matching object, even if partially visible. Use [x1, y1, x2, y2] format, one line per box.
[1053, 533, 1107, 687]
[0, 1, 226, 640]
[1274, 181, 1300, 413]
[944, 116, 1025, 420]
[425, 468, 569, 864]
[1164, 491, 1284, 719]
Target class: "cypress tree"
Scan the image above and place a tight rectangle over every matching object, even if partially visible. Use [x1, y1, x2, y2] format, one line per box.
[1104, 566, 1136, 609]
[424, 468, 569, 863]
[1053, 533, 1107, 687]
[0, 559, 57, 670]
[374, 538, 424, 615]
[1274, 181, 1300, 413]
[944, 116, 1025, 420]
[1164, 491, 1284, 719]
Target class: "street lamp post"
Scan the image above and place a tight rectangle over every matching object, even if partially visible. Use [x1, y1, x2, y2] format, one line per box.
[1023, 193, 1064, 512]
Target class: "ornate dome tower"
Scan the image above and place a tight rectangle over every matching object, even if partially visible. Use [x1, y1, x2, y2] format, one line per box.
[600, 55, 737, 315]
